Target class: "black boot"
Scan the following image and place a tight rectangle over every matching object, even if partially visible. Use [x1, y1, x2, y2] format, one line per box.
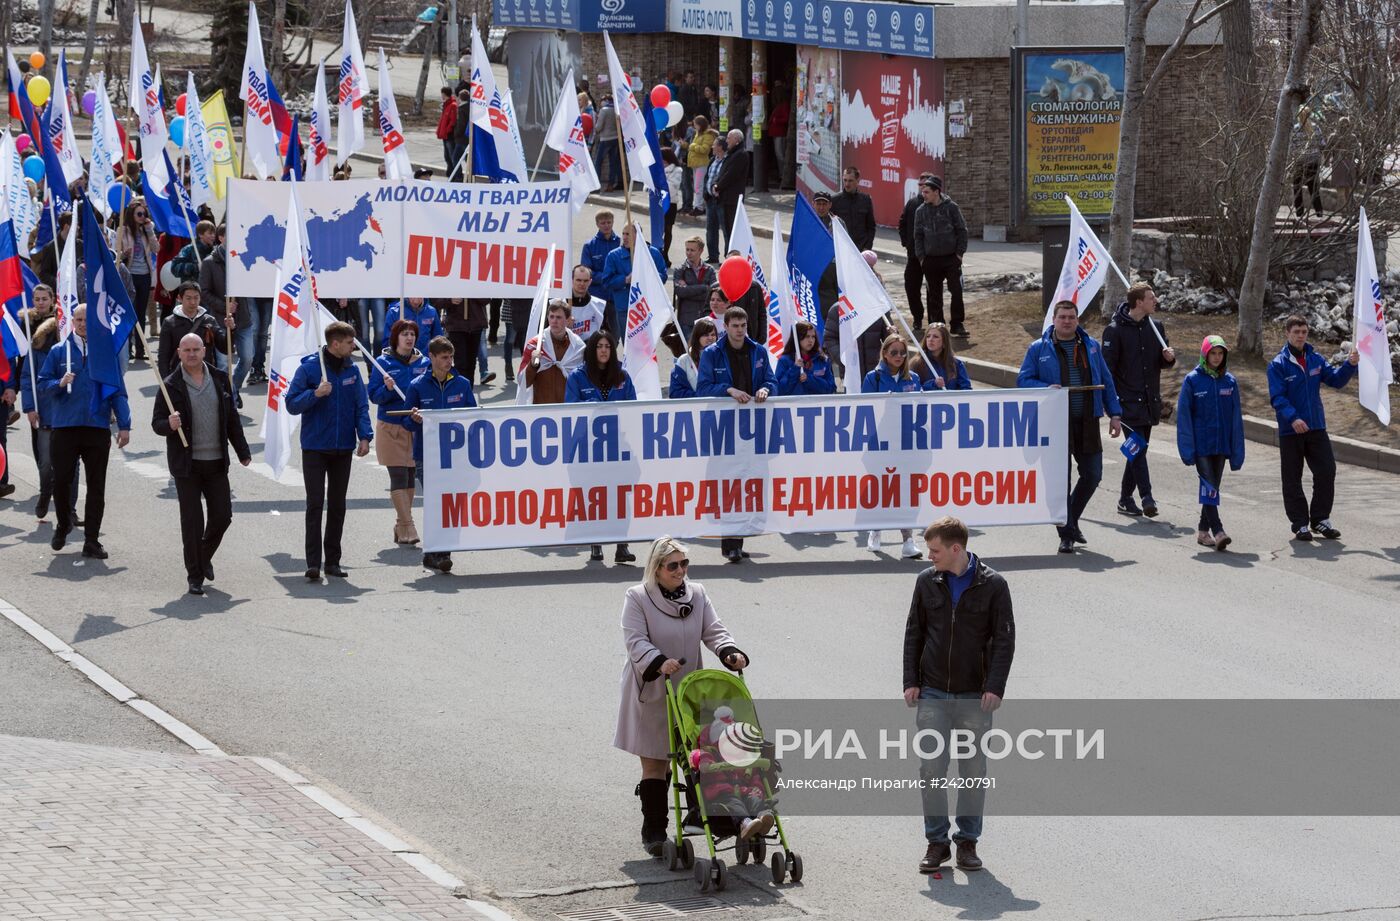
[637, 778, 670, 857]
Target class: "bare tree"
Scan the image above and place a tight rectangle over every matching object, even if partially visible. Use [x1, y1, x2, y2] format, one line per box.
[77, 0, 102, 96]
[413, 14, 437, 116]
[1104, 0, 1239, 313]
[38, 0, 55, 76]
[1236, 0, 1324, 355]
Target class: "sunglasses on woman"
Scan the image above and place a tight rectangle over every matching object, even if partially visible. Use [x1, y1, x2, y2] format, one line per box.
[663, 558, 690, 572]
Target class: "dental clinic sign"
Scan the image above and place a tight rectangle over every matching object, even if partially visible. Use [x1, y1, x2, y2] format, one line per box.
[670, 0, 744, 37]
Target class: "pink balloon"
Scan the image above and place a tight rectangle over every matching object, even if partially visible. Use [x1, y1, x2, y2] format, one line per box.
[14, 134, 30, 153]
[861, 250, 879, 267]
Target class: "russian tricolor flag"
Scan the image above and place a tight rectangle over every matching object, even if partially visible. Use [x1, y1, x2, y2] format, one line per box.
[0, 185, 28, 380]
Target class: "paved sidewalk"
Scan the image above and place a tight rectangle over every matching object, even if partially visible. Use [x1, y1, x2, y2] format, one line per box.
[0, 734, 502, 920]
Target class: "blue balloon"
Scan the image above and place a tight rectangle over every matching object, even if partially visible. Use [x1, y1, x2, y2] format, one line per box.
[22, 154, 46, 184]
[107, 182, 130, 215]
[652, 107, 668, 131]
[169, 116, 186, 149]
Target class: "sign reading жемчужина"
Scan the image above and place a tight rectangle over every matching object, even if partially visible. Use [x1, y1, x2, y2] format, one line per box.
[419, 389, 1070, 551]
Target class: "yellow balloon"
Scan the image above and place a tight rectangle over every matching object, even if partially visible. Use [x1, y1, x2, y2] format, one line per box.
[26, 75, 51, 108]
[29, 52, 46, 70]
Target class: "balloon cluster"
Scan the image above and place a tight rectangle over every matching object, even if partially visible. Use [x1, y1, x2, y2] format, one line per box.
[648, 84, 685, 132]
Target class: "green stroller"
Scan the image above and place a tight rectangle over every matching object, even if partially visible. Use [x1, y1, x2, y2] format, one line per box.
[661, 668, 803, 891]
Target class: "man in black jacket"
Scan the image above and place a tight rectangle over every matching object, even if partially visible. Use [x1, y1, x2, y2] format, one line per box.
[913, 176, 969, 336]
[832, 167, 876, 251]
[158, 282, 230, 379]
[902, 516, 1015, 875]
[151, 333, 252, 595]
[713, 129, 750, 253]
[1101, 282, 1175, 517]
[898, 173, 935, 331]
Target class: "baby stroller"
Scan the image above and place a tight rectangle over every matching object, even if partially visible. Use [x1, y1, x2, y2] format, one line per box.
[662, 668, 803, 891]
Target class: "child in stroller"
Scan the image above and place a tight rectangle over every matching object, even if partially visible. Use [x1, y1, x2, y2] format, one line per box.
[690, 706, 776, 841]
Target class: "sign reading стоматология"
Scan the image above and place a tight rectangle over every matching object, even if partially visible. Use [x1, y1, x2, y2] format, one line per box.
[419, 389, 1070, 552]
[1014, 48, 1125, 223]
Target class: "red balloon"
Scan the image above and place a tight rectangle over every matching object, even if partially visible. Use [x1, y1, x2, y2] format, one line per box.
[717, 256, 753, 302]
[649, 84, 671, 109]
[580, 112, 594, 137]
[176, 93, 188, 116]
[0, 441, 7, 483]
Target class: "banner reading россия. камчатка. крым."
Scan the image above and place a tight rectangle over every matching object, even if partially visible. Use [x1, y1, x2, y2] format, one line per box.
[419, 389, 1069, 551]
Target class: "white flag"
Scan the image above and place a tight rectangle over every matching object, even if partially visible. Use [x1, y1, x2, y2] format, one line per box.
[49, 52, 84, 185]
[129, 11, 171, 191]
[469, 17, 529, 183]
[183, 72, 217, 207]
[726, 198, 783, 367]
[623, 244, 675, 400]
[337, 0, 368, 165]
[375, 48, 413, 181]
[516, 244, 560, 406]
[88, 75, 125, 218]
[1353, 207, 1393, 426]
[544, 69, 599, 211]
[306, 60, 333, 182]
[261, 190, 336, 478]
[770, 213, 799, 354]
[56, 215, 79, 345]
[239, 1, 281, 180]
[0, 131, 39, 250]
[603, 31, 656, 192]
[1045, 196, 1111, 330]
[832, 216, 894, 394]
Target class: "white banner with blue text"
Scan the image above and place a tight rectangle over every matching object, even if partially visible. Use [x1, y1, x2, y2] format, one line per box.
[420, 389, 1070, 551]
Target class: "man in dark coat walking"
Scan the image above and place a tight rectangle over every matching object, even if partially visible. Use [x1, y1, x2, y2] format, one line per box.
[1102, 282, 1175, 517]
[151, 333, 252, 595]
[898, 173, 935, 331]
[903, 516, 1015, 875]
[713, 130, 750, 253]
[913, 176, 968, 337]
[832, 167, 876, 251]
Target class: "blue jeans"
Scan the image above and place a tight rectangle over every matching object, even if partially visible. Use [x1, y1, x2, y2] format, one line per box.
[917, 688, 988, 844]
[594, 138, 621, 188]
[501, 320, 517, 379]
[1059, 448, 1103, 538]
[246, 298, 273, 375]
[232, 323, 256, 393]
[477, 330, 491, 379]
[358, 299, 389, 354]
[705, 200, 722, 264]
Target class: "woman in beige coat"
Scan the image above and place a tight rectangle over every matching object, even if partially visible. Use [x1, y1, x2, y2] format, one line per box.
[615, 536, 748, 856]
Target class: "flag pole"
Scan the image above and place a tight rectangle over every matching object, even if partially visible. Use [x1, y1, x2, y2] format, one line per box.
[888, 306, 941, 389]
[617, 120, 632, 222]
[20, 294, 43, 415]
[152, 357, 189, 447]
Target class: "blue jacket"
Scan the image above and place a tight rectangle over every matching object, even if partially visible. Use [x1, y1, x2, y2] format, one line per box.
[1016, 327, 1123, 418]
[382, 301, 443, 349]
[597, 243, 667, 319]
[862, 363, 921, 394]
[565, 367, 638, 403]
[37, 338, 133, 431]
[581, 231, 622, 300]
[20, 341, 58, 420]
[1176, 367, 1245, 470]
[404, 369, 477, 461]
[1266, 343, 1356, 433]
[285, 351, 373, 452]
[366, 348, 429, 426]
[921, 358, 972, 392]
[698, 337, 774, 397]
[774, 353, 837, 396]
[668, 358, 698, 399]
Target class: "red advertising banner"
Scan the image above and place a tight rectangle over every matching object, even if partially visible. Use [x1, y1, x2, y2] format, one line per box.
[839, 51, 945, 228]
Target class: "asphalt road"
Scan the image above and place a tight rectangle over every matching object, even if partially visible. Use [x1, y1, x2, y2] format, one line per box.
[3, 355, 1400, 921]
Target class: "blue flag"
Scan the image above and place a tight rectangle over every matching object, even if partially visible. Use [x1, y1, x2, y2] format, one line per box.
[1198, 477, 1220, 507]
[640, 99, 671, 253]
[1119, 431, 1147, 462]
[787, 192, 833, 338]
[141, 150, 200, 237]
[82, 199, 137, 416]
[33, 98, 75, 254]
[282, 115, 303, 181]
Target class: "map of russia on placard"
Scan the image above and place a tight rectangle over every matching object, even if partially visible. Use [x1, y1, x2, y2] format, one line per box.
[235, 193, 384, 273]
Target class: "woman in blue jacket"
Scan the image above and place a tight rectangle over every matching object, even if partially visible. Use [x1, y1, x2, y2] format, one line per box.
[860, 334, 921, 559]
[1176, 335, 1245, 551]
[774, 321, 836, 396]
[669, 318, 717, 399]
[909, 323, 971, 391]
[566, 330, 637, 564]
[368, 319, 431, 546]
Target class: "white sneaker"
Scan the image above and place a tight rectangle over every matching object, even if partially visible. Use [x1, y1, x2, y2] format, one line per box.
[901, 538, 920, 559]
[865, 531, 881, 553]
[739, 817, 755, 839]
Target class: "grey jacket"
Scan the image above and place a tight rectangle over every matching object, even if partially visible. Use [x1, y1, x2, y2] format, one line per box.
[913, 196, 967, 260]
